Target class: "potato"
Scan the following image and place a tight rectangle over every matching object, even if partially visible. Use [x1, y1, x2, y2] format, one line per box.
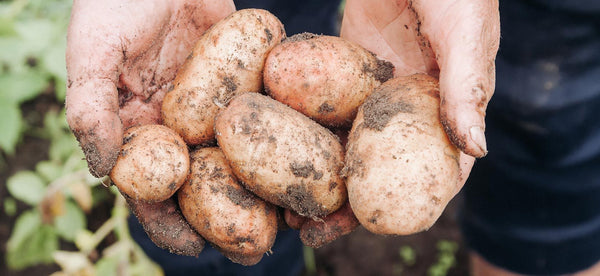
[110, 124, 189, 203]
[299, 201, 359, 248]
[214, 93, 346, 219]
[263, 33, 394, 127]
[344, 74, 461, 235]
[178, 147, 277, 266]
[162, 9, 286, 145]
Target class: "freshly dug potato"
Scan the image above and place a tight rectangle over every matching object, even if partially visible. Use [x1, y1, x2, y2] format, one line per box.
[344, 74, 461, 235]
[215, 93, 346, 219]
[178, 147, 277, 266]
[263, 33, 394, 127]
[110, 124, 189, 203]
[125, 196, 205, 257]
[162, 9, 286, 145]
[299, 201, 359, 248]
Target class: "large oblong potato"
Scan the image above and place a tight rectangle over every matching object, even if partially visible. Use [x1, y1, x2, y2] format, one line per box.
[344, 74, 461, 235]
[214, 93, 346, 219]
[263, 33, 394, 127]
[162, 9, 286, 145]
[110, 124, 189, 203]
[178, 147, 277, 266]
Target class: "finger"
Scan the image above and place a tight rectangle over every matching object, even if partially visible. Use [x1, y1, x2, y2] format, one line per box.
[412, 0, 500, 157]
[300, 201, 360, 248]
[65, 1, 129, 177]
[284, 209, 307, 230]
[125, 195, 205, 256]
[458, 152, 476, 192]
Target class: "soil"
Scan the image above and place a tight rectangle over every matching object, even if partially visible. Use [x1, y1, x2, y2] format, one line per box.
[0, 95, 470, 276]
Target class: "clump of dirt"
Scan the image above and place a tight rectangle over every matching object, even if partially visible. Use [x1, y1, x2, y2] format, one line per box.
[280, 184, 326, 218]
[283, 32, 320, 43]
[290, 161, 323, 180]
[223, 184, 258, 210]
[361, 88, 413, 131]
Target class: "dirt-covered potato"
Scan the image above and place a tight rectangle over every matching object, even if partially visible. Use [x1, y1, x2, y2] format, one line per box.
[214, 93, 346, 219]
[344, 74, 461, 235]
[162, 9, 286, 145]
[263, 33, 394, 127]
[109, 124, 189, 203]
[178, 147, 277, 266]
[299, 201, 359, 248]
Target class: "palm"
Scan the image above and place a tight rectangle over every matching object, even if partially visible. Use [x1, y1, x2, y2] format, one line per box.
[341, 0, 501, 186]
[341, 0, 438, 77]
[66, 0, 234, 177]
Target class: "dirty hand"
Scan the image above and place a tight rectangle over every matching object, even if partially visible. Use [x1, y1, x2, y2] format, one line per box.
[65, 0, 235, 255]
[341, 0, 500, 184]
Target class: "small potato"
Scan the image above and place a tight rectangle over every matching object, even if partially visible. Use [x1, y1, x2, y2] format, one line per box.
[344, 74, 461, 235]
[110, 125, 189, 203]
[178, 147, 277, 266]
[215, 93, 346, 219]
[263, 33, 394, 127]
[162, 9, 286, 145]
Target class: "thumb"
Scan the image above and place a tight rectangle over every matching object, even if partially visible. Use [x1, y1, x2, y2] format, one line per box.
[66, 79, 122, 178]
[414, 0, 500, 157]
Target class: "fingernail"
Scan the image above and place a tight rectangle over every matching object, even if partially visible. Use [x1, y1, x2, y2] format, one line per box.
[469, 126, 488, 156]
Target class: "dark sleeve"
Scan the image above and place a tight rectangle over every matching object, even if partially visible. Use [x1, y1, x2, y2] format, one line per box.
[234, 0, 343, 36]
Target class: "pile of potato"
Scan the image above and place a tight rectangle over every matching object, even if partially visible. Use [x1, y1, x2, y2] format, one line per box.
[109, 9, 461, 265]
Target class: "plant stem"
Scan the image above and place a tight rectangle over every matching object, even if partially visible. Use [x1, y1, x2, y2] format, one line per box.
[303, 246, 317, 275]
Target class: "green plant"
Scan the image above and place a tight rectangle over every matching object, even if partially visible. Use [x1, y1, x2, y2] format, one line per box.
[0, 0, 69, 155]
[6, 108, 163, 275]
[2, 0, 163, 274]
[427, 240, 459, 276]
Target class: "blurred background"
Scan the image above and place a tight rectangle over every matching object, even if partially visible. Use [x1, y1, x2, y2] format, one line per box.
[0, 0, 468, 275]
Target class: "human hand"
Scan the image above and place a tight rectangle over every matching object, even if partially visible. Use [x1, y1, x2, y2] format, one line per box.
[341, 0, 500, 185]
[65, 0, 235, 255]
[66, 0, 235, 178]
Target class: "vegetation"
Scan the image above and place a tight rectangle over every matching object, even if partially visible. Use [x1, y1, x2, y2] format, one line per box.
[1, 1, 162, 274]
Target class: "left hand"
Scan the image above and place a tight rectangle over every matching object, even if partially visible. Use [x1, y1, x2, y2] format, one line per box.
[341, 0, 500, 186]
[299, 0, 500, 247]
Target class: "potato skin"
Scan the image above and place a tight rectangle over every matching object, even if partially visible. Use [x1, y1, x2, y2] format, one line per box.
[110, 124, 189, 203]
[263, 33, 394, 127]
[215, 93, 346, 219]
[162, 9, 286, 145]
[177, 147, 277, 266]
[344, 74, 461, 235]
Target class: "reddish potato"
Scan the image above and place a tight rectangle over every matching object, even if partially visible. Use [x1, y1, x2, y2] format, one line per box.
[263, 33, 394, 127]
[162, 9, 286, 145]
[214, 93, 346, 219]
[178, 147, 277, 266]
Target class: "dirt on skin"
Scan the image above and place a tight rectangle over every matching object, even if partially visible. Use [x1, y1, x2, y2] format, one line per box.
[361, 84, 414, 131]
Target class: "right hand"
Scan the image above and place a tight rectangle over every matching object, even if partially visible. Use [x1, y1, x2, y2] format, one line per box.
[66, 0, 235, 255]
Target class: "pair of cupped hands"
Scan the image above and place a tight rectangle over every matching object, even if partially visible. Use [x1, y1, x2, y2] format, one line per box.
[66, 0, 499, 255]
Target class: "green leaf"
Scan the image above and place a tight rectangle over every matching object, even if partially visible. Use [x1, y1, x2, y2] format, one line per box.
[49, 132, 79, 162]
[41, 37, 67, 79]
[4, 197, 17, 216]
[36, 160, 63, 182]
[6, 209, 42, 256]
[7, 223, 59, 270]
[0, 36, 29, 71]
[0, 101, 22, 154]
[54, 76, 67, 101]
[399, 245, 417, 266]
[0, 70, 49, 104]
[13, 18, 56, 53]
[54, 200, 86, 241]
[6, 170, 47, 205]
[95, 256, 119, 276]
